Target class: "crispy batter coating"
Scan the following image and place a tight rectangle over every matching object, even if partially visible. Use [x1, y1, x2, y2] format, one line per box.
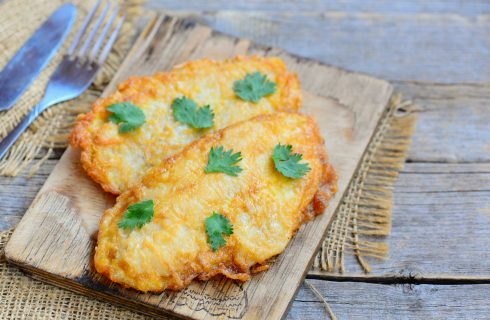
[94, 113, 337, 292]
[70, 56, 302, 194]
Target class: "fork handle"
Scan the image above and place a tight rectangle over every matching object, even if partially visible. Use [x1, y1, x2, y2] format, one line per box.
[0, 101, 47, 160]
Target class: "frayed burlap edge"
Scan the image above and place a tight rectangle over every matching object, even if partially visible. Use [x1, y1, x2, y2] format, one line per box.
[313, 94, 417, 273]
[0, 0, 144, 177]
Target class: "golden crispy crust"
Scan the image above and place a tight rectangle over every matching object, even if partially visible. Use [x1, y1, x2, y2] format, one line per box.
[70, 56, 302, 195]
[94, 112, 337, 292]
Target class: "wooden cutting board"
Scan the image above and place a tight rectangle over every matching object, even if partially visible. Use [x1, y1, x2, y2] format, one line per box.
[5, 15, 392, 320]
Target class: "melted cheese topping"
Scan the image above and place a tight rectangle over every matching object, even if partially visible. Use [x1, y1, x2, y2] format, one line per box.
[94, 113, 337, 292]
[70, 56, 302, 194]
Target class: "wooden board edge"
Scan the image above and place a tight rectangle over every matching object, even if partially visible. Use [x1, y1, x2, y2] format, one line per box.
[307, 270, 490, 283]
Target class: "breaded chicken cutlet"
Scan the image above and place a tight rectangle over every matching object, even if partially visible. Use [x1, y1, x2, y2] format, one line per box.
[70, 56, 302, 194]
[94, 112, 337, 292]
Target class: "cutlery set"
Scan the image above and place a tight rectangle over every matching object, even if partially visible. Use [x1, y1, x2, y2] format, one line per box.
[0, 1, 124, 160]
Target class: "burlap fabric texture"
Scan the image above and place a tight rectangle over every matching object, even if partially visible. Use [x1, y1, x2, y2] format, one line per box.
[0, 0, 417, 318]
[314, 94, 416, 273]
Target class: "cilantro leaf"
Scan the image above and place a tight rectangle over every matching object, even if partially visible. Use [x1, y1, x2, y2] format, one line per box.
[272, 144, 311, 179]
[172, 97, 214, 129]
[233, 72, 277, 102]
[205, 212, 234, 251]
[205, 146, 243, 176]
[118, 200, 154, 230]
[108, 102, 146, 133]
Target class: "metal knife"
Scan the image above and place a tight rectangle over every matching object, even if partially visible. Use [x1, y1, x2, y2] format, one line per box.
[0, 3, 77, 111]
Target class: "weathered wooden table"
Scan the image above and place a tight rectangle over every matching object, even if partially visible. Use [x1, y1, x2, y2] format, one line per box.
[1, 1, 489, 318]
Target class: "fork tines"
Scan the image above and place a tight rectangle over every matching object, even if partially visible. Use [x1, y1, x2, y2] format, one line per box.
[67, 0, 125, 65]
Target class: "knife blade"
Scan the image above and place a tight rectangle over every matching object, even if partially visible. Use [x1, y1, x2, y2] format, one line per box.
[0, 3, 77, 111]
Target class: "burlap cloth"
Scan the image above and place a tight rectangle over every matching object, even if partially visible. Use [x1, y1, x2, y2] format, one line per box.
[0, 0, 417, 318]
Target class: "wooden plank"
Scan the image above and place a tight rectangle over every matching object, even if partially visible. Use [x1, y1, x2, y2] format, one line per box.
[144, 10, 490, 83]
[0, 160, 56, 230]
[288, 280, 490, 319]
[147, 0, 490, 16]
[312, 162, 490, 280]
[397, 83, 490, 162]
[4, 15, 393, 320]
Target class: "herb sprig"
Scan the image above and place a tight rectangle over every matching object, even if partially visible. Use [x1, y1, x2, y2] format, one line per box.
[172, 97, 214, 129]
[108, 102, 146, 133]
[272, 144, 310, 179]
[233, 72, 276, 102]
[118, 200, 154, 230]
[205, 212, 234, 251]
[205, 146, 243, 176]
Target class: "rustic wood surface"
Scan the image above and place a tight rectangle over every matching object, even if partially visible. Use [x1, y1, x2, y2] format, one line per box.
[151, 1, 490, 84]
[1, 1, 489, 318]
[288, 280, 490, 319]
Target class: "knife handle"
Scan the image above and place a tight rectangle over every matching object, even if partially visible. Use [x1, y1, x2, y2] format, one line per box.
[0, 103, 44, 161]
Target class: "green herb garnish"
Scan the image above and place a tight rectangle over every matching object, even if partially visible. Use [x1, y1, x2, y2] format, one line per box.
[204, 146, 243, 176]
[272, 144, 310, 179]
[108, 102, 146, 133]
[118, 200, 154, 230]
[233, 72, 276, 102]
[172, 96, 214, 129]
[205, 212, 234, 251]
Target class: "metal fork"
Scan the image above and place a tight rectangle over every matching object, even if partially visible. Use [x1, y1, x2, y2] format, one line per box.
[0, 1, 125, 160]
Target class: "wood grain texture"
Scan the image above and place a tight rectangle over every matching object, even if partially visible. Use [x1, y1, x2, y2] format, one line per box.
[396, 83, 490, 162]
[147, 7, 490, 83]
[288, 280, 490, 319]
[312, 162, 490, 280]
[4, 15, 393, 320]
[147, 0, 490, 16]
[0, 160, 55, 230]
